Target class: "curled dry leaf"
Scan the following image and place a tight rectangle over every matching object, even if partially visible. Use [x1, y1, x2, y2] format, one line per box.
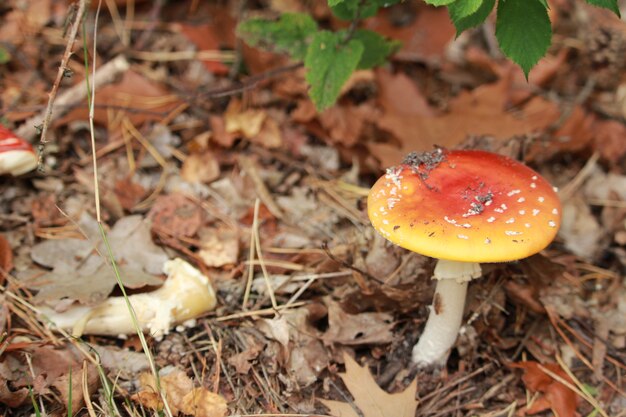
[181, 152, 221, 184]
[510, 361, 579, 417]
[133, 368, 227, 417]
[197, 225, 239, 267]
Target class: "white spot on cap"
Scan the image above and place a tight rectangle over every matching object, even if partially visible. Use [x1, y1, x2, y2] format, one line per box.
[505, 231, 523, 236]
[484, 238, 491, 244]
[494, 208, 504, 213]
[538, 197, 545, 203]
[553, 186, 559, 192]
[382, 219, 389, 225]
[457, 234, 469, 240]
[530, 183, 537, 189]
[507, 189, 521, 196]
[485, 200, 493, 206]
[518, 197, 526, 203]
[444, 216, 457, 224]
[524, 223, 531, 228]
[505, 218, 515, 224]
[462, 223, 472, 228]
[552, 208, 559, 215]
[487, 217, 496, 223]
[501, 203, 508, 210]
[549, 221, 556, 227]
[532, 175, 538, 180]
[532, 209, 540, 216]
[519, 210, 526, 215]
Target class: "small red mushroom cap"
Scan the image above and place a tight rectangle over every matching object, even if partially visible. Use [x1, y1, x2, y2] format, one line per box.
[368, 149, 562, 263]
[0, 125, 37, 176]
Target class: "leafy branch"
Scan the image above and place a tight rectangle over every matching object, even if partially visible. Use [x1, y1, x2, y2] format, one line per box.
[237, 0, 621, 111]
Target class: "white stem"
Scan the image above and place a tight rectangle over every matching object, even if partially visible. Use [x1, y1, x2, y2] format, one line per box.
[411, 260, 481, 367]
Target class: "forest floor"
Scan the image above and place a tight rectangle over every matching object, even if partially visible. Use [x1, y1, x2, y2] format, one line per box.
[0, 0, 625, 416]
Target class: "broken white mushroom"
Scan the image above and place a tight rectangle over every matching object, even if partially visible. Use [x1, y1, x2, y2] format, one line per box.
[0, 124, 38, 176]
[40, 258, 217, 339]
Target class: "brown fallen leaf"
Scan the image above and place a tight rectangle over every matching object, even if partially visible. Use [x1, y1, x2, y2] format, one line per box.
[56, 70, 182, 128]
[0, 234, 12, 285]
[149, 193, 203, 239]
[362, 2, 455, 63]
[510, 361, 579, 417]
[323, 298, 395, 346]
[369, 76, 561, 167]
[0, 344, 99, 410]
[181, 152, 221, 184]
[27, 214, 167, 305]
[197, 225, 239, 268]
[133, 368, 227, 417]
[320, 353, 418, 417]
[114, 177, 147, 211]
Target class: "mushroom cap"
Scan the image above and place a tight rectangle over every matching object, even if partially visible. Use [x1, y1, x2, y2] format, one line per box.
[368, 149, 562, 263]
[0, 124, 37, 176]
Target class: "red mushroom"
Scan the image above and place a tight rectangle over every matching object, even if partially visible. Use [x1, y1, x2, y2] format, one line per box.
[0, 124, 37, 176]
[368, 149, 561, 367]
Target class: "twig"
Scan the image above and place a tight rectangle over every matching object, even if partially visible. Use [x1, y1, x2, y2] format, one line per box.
[36, 0, 87, 155]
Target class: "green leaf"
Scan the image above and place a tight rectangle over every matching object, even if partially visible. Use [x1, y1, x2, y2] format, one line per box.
[0, 46, 10, 64]
[495, 0, 551, 77]
[448, 0, 481, 17]
[352, 29, 401, 69]
[448, 0, 496, 35]
[237, 13, 318, 60]
[330, 0, 402, 20]
[305, 31, 364, 111]
[424, 0, 457, 6]
[586, 0, 620, 16]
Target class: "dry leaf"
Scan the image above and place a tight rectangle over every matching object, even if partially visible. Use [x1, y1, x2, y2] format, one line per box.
[0, 345, 98, 410]
[323, 298, 395, 345]
[362, 2, 454, 63]
[133, 368, 227, 417]
[0, 234, 13, 285]
[197, 225, 239, 267]
[28, 214, 166, 305]
[510, 361, 579, 417]
[181, 152, 221, 184]
[370, 77, 561, 166]
[320, 353, 418, 417]
[114, 177, 147, 211]
[149, 193, 203, 238]
[57, 70, 182, 128]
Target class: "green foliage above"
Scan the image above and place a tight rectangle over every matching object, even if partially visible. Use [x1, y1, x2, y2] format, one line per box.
[236, 13, 318, 60]
[353, 29, 402, 69]
[237, 6, 399, 111]
[305, 31, 364, 111]
[0, 47, 10, 64]
[448, 0, 496, 35]
[330, 0, 403, 20]
[585, 0, 620, 16]
[237, 0, 621, 110]
[495, 0, 551, 78]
